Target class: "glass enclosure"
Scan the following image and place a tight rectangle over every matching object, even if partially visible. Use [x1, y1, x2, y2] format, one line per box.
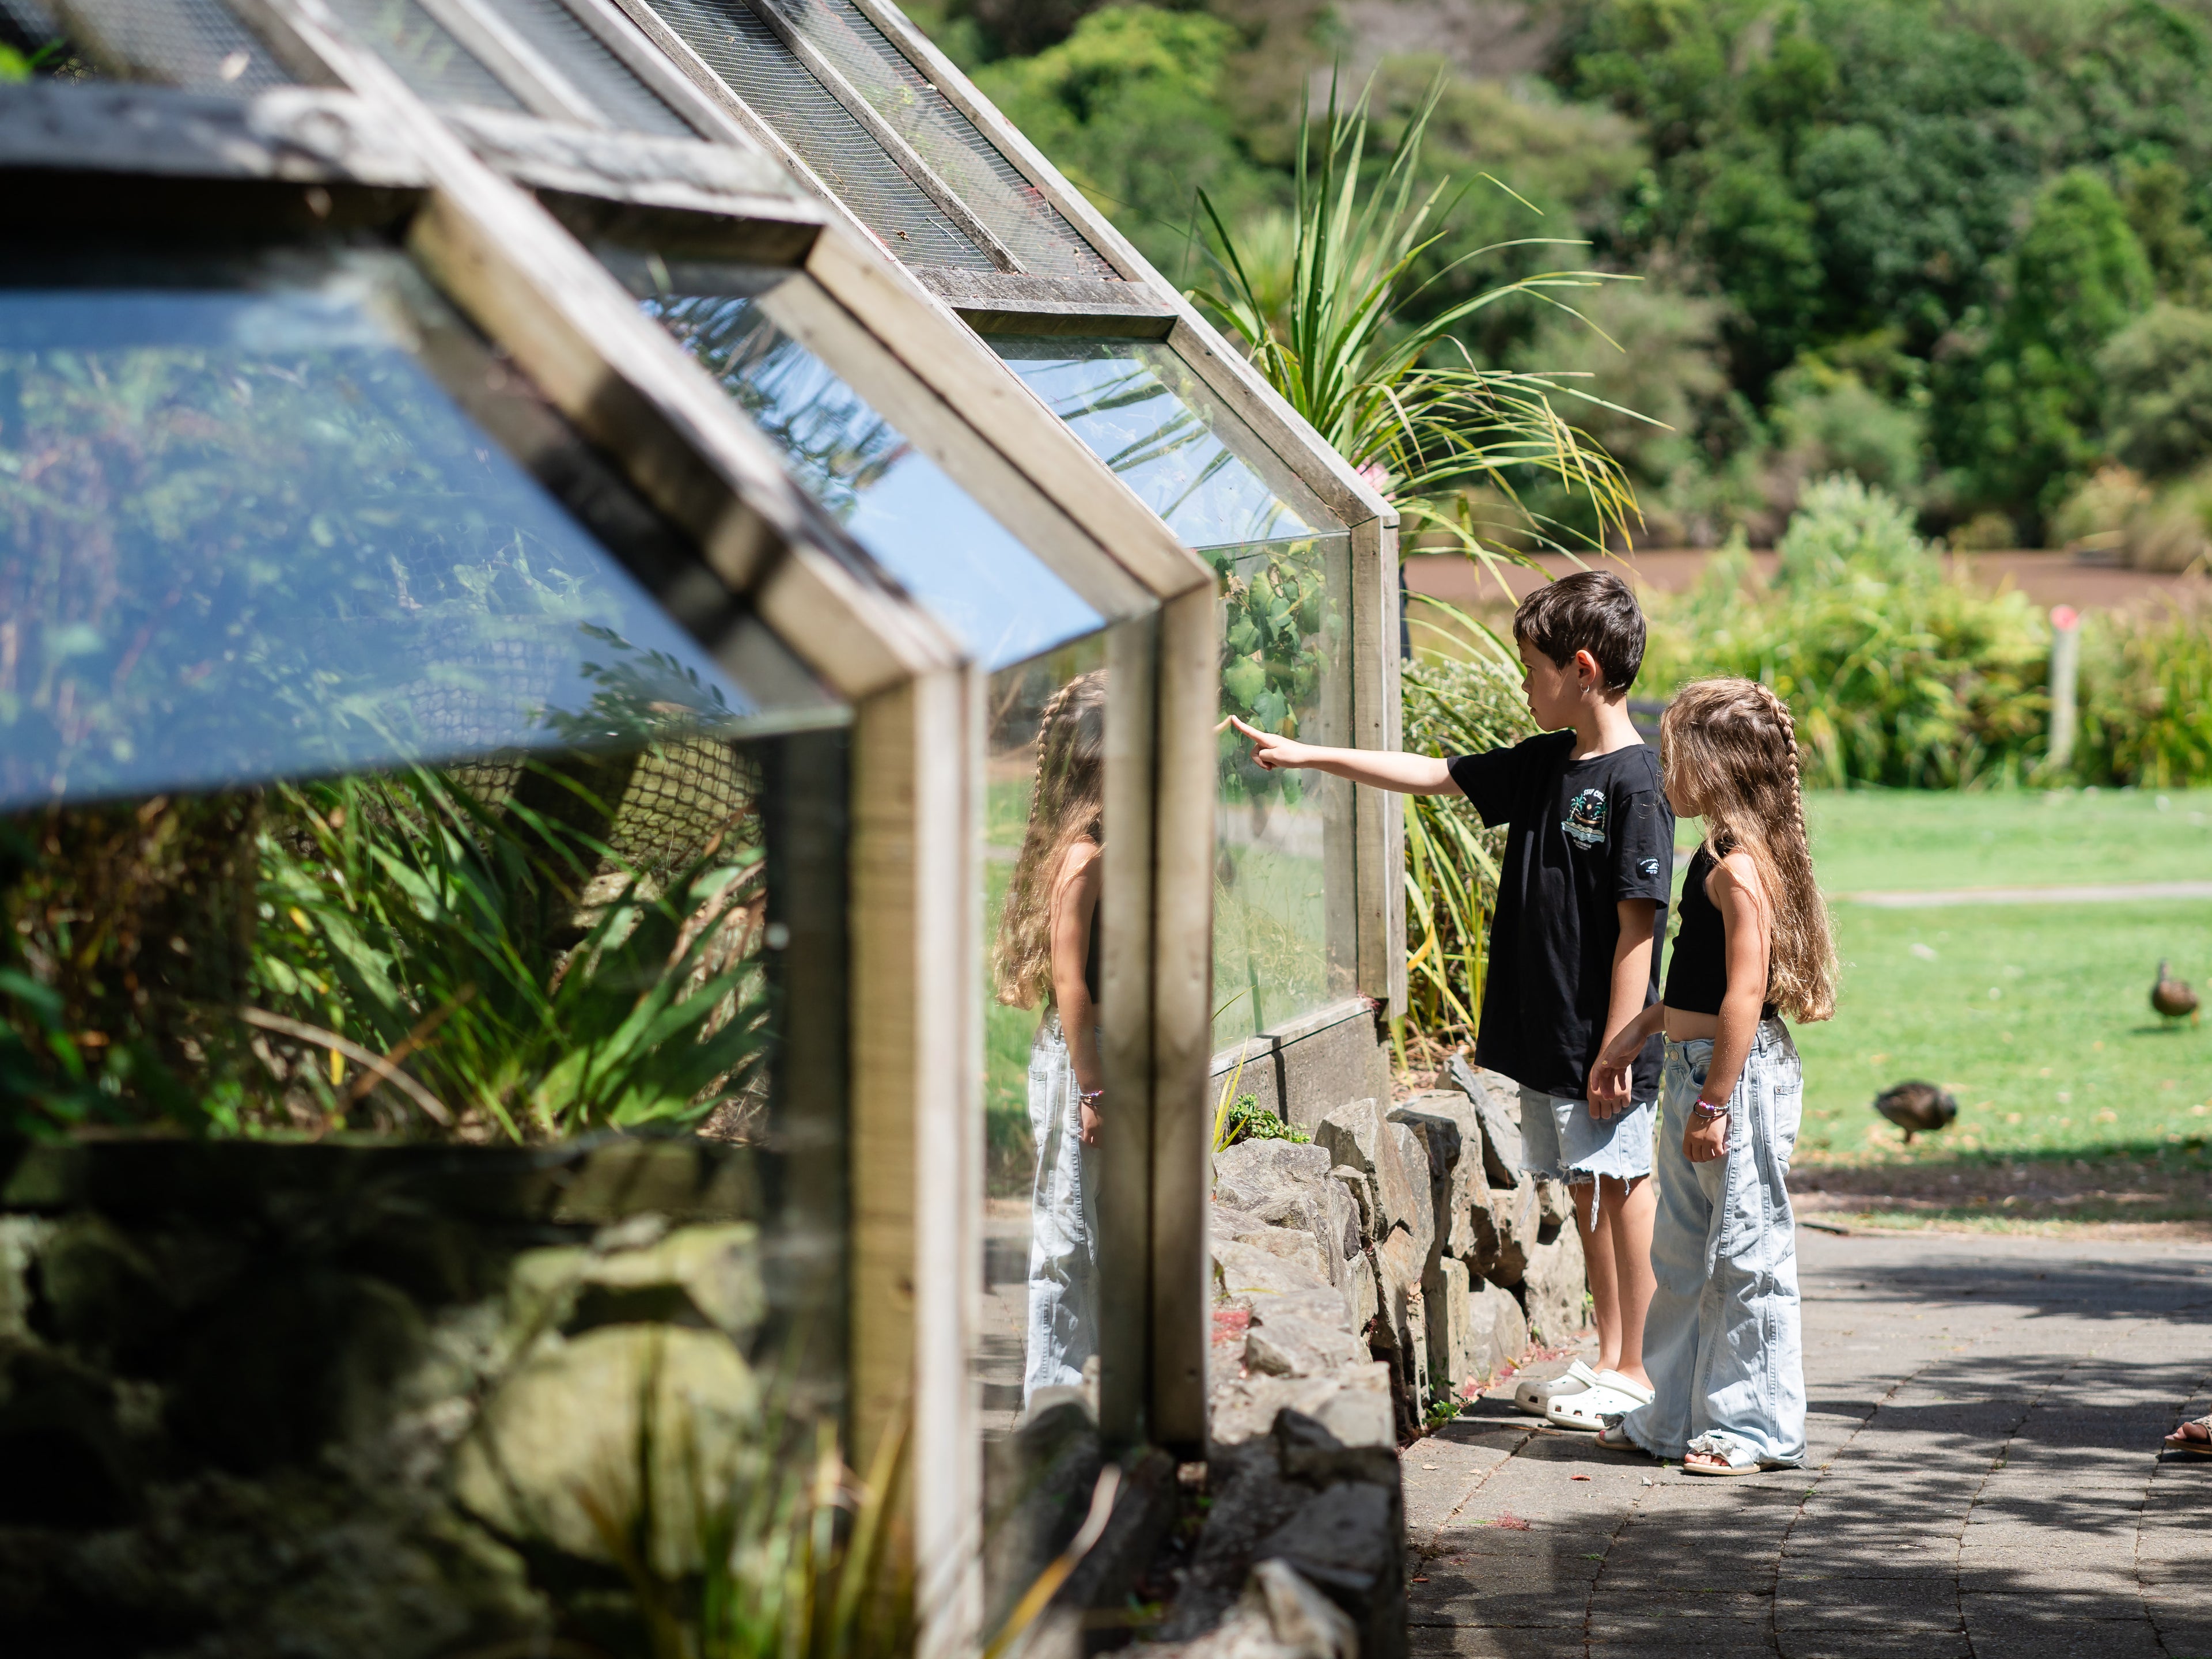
[610, 256, 1104, 671]
[0, 246, 843, 1146]
[609, 252, 1124, 1584]
[992, 337, 1358, 1051]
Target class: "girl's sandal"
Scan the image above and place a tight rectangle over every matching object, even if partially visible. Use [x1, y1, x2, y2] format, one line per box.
[1594, 1415, 1645, 1455]
[1680, 1433, 1791, 1477]
[2162, 1415, 2212, 1459]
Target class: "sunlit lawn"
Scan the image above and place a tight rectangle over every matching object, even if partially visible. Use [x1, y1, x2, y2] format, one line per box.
[1781, 787, 2212, 1178]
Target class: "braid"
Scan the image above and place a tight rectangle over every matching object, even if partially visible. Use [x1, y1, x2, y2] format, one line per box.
[992, 671, 1109, 1009]
[1029, 677, 1077, 823]
[1752, 683, 1810, 860]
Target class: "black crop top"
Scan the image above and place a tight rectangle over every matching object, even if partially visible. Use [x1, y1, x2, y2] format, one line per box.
[1664, 847, 1777, 1019]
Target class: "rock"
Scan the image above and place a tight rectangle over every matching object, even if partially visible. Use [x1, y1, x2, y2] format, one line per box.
[984, 1399, 1101, 1637]
[1246, 1312, 1368, 1380]
[0, 1340, 139, 1527]
[1272, 1406, 1397, 1487]
[1425, 1256, 1472, 1399]
[1315, 1100, 1426, 1244]
[1163, 1560, 1360, 1659]
[169, 1270, 426, 1474]
[1472, 1277, 1529, 1378]
[1459, 1173, 1541, 1289]
[1536, 1176, 1576, 1231]
[1210, 1362, 1395, 1451]
[0, 1216, 50, 1342]
[1446, 1056, 1524, 1185]
[1214, 1210, 1335, 1287]
[1214, 1143, 1365, 1300]
[452, 1324, 757, 1575]
[1338, 1248, 1376, 1338]
[35, 1214, 177, 1370]
[1330, 1165, 1374, 1247]
[1258, 1482, 1402, 1659]
[1370, 1229, 1429, 1430]
[573, 1222, 766, 1340]
[1519, 1223, 1588, 1347]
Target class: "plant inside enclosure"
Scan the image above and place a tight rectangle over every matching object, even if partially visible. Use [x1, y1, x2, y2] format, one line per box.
[0, 752, 769, 1141]
[1189, 74, 1646, 569]
[1399, 651, 1535, 1048]
[590, 1411, 913, 1659]
[258, 763, 768, 1139]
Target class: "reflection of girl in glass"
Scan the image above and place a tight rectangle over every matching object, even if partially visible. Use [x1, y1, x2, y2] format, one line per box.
[991, 669, 1107, 1403]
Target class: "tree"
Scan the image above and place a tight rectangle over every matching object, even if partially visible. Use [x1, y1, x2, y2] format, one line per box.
[1941, 169, 2153, 532]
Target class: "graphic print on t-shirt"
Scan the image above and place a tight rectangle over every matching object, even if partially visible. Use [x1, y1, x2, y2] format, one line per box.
[1563, 787, 1609, 847]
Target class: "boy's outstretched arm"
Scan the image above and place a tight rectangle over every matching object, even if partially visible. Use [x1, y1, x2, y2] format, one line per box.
[1228, 715, 1459, 795]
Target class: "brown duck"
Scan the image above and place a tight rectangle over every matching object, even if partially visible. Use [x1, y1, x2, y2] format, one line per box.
[2152, 961, 2200, 1027]
[1874, 1081, 1957, 1143]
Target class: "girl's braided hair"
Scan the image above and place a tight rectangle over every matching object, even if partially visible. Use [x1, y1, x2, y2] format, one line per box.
[1660, 677, 1836, 1022]
[992, 669, 1108, 1010]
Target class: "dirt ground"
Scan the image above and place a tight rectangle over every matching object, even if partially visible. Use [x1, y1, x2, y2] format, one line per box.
[1791, 1155, 2212, 1240]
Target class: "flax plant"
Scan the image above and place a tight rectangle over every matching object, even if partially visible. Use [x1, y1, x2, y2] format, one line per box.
[1191, 75, 1649, 571]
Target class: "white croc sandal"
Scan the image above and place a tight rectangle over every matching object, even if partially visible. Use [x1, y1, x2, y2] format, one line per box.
[1513, 1359, 1600, 1418]
[1545, 1370, 1654, 1432]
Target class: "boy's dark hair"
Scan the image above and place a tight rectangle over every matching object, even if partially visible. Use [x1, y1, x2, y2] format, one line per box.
[1513, 570, 1645, 692]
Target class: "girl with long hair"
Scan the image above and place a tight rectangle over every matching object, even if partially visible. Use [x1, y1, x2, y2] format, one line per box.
[993, 668, 1108, 1401]
[1588, 677, 1837, 1474]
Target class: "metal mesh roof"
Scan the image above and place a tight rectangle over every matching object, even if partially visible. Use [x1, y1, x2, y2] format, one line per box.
[4, 0, 294, 93]
[323, 0, 526, 112]
[778, 0, 1112, 279]
[472, 0, 697, 135]
[647, 0, 996, 270]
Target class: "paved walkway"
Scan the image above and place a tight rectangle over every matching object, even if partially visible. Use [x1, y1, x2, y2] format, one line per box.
[1400, 1230, 2212, 1658]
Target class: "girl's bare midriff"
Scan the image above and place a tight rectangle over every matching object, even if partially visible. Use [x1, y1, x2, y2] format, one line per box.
[1662, 1009, 1720, 1041]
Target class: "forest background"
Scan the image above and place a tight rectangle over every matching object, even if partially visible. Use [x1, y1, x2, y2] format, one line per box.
[906, 0, 2212, 558]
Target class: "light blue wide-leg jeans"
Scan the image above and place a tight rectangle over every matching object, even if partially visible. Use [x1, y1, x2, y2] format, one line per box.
[1023, 1011, 1100, 1402]
[1624, 1019, 1807, 1467]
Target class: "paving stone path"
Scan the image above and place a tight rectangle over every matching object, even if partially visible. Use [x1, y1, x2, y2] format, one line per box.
[1400, 1229, 2212, 1658]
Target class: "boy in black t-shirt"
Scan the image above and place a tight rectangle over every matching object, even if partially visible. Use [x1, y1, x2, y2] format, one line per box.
[1232, 571, 1671, 1427]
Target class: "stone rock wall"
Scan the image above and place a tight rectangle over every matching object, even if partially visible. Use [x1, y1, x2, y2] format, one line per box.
[0, 1136, 804, 1658]
[1170, 1064, 1591, 1659]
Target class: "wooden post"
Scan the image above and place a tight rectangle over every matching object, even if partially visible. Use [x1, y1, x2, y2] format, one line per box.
[849, 670, 982, 1656]
[1147, 584, 1219, 1456]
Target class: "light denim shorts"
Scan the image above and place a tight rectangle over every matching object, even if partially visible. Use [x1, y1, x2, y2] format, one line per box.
[1517, 1085, 1656, 1185]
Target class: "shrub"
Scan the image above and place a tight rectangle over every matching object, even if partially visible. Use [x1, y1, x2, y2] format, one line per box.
[1642, 479, 2051, 787]
[2079, 603, 2212, 787]
[1400, 651, 1535, 1039]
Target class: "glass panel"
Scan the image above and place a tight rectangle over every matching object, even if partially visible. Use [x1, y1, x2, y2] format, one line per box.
[994, 338, 1358, 1050]
[613, 259, 1105, 671]
[0, 249, 852, 1148]
[0, 253, 837, 810]
[976, 639, 1108, 1628]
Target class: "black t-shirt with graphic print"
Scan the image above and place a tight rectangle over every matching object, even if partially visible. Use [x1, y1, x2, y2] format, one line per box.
[1446, 732, 1675, 1103]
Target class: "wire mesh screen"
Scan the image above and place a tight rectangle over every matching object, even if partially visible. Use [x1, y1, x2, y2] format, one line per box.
[648, 0, 997, 271]
[324, 0, 525, 111]
[8, 0, 294, 93]
[473, 0, 698, 136]
[780, 0, 1114, 279]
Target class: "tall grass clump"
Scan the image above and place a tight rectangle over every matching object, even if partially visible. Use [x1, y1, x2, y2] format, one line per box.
[1400, 653, 1534, 1044]
[1641, 478, 2052, 788]
[1190, 74, 1645, 569]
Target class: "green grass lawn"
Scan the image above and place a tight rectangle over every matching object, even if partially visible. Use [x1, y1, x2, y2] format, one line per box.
[1779, 787, 2212, 1175]
[1802, 786, 2212, 893]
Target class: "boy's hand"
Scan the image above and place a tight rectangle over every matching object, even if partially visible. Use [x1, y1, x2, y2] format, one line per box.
[1683, 1112, 1729, 1163]
[1586, 1057, 1631, 1118]
[1228, 715, 1309, 771]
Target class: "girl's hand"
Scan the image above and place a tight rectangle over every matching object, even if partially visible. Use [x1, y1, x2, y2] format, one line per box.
[1228, 715, 1310, 771]
[1683, 1111, 1729, 1163]
[1080, 1099, 1103, 1147]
